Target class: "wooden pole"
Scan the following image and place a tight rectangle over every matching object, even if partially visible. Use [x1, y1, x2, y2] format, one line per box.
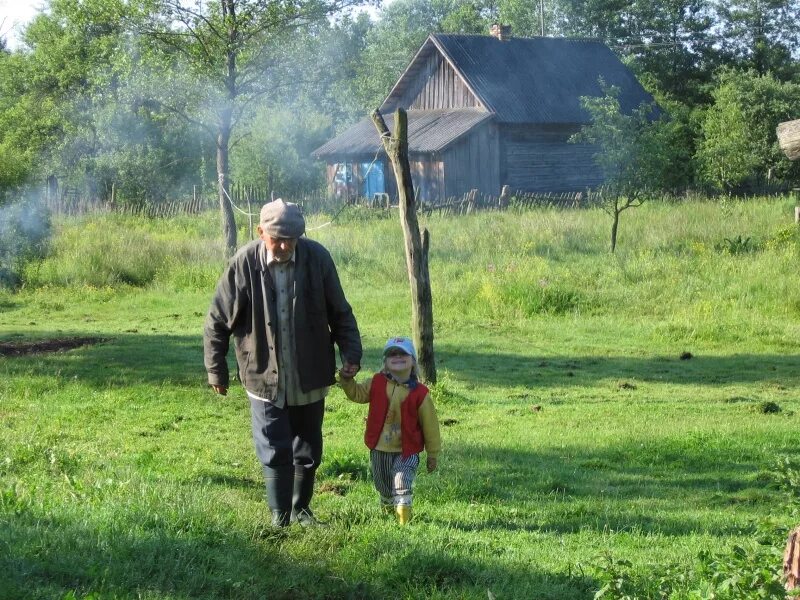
[371, 108, 437, 384]
[247, 186, 253, 240]
[785, 525, 800, 592]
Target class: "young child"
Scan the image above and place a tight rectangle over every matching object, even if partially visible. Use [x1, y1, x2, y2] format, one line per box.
[338, 336, 441, 524]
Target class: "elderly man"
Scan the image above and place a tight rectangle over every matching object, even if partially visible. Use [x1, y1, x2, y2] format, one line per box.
[204, 199, 362, 526]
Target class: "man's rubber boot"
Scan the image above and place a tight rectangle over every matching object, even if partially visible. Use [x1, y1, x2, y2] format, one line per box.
[291, 466, 321, 526]
[396, 505, 412, 525]
[264, 465, 293, 527]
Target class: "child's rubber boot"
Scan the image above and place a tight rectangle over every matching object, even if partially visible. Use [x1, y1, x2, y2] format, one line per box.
[396, 505, 412, 525]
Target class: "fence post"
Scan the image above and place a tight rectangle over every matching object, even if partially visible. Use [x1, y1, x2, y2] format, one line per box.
[498, 185, 511, 209]
[466, 189, 477, 214]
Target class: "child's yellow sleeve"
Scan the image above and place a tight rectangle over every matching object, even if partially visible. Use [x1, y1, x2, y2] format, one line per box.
[418, 393, 441, 458]
[338, 375, 371, 404]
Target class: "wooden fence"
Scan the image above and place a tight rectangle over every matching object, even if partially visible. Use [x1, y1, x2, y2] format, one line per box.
[39, 183, 338, 219]
[36, 183, 795, 221]
[43, 194, 217, 218]
[420, 190, 586, 216]
[39, 187, 590, 219]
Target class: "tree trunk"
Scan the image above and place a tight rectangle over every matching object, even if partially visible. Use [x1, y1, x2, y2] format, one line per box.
[372, 108, 437, 384]
[217, 0, 238, 257]
[217, 109, 237, 257]
[777, 119, 800, 161]
[610, 210, 619, 253]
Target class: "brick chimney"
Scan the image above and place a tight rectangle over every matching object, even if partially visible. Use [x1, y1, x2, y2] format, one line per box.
[490, 23, 512, 41]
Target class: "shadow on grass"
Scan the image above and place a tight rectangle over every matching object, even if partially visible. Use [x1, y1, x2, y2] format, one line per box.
[0, 331, 209, 388]
[1, 506, 596, 599]
[0, 332, 798, 391]
[435, 347, 800, 389]
[0, 511, 378, 600]
[433, 439, 798, 537]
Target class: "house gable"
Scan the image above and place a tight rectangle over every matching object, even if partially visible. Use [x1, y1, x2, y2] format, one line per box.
[381, 38, 486, 114]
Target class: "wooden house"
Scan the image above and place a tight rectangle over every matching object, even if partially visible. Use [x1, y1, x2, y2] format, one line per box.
[312, 27, 657, 202]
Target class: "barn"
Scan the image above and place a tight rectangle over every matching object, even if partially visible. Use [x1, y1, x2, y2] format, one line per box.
[312, 26, 657, 203]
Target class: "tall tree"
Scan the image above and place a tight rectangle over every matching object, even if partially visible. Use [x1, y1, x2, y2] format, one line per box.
[713, 0, 800, 78]
[141, 0, 366, 256]
[553, 0, 632, 43]
[623, 0, 718, 104]
[0, 0, 134, 196]
[0, 0, 204, 203]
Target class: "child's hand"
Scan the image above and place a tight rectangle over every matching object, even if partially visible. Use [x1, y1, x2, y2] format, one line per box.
[426, 456, 438, 473]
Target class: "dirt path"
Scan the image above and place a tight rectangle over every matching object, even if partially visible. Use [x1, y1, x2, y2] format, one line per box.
[0, 337, 107, 356]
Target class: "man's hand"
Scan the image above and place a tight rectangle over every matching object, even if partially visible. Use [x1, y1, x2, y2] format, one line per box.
[339, 362, 360, 379]
[426, 456, 438, 473]
[210, 384, 228, 396]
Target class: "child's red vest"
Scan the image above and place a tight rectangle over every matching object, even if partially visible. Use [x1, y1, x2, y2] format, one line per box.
[365, 373, 429, 458]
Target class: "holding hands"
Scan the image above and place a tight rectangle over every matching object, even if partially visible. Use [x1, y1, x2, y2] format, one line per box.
[339, 361, 361, 380]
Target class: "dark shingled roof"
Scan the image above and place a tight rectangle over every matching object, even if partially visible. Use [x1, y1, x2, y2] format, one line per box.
[381, 34, 656, 124]
[311, 109, 492, 159]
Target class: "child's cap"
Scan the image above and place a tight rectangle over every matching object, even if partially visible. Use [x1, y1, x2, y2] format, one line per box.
[383, 337, 417, 361]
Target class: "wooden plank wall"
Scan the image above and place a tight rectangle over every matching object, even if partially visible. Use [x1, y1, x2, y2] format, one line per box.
[404, 53, 480, 110]
[442, 122, 500, 197]
[408, 159, 445, 202]
[501, 125, 604, 192]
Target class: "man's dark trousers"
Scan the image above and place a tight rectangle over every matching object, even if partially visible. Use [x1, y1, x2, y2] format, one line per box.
[249, 398, 324, 525]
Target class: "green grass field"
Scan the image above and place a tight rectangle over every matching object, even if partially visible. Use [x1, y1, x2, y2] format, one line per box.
[2, 197, 800, 599]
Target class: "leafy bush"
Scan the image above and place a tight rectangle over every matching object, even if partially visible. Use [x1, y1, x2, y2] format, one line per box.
[693, 528, 786, 599]
[0, 199, 51, 288]
[697, 69, 800, 191]
[591, 456, 800, 598]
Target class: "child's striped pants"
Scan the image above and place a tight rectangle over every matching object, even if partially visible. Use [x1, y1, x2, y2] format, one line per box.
[369, 450, 419, 507]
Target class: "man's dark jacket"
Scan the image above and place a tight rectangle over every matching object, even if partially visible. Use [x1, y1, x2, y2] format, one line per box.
[204, 238, 362, 399]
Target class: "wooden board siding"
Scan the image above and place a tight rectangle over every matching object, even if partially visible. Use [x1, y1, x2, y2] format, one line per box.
[409, 159, 444, 202]
[402, 53, 481, 111]
[442, 122, 500, 198]
[500, 126, 604, 192]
